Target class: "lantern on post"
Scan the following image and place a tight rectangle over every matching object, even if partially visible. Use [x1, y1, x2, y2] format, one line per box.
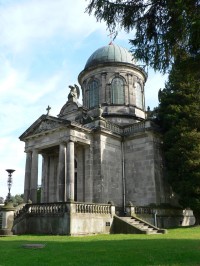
[5, 169, 15, 202]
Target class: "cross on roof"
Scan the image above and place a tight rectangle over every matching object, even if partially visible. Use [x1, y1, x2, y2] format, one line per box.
[46, 105, 51, 115]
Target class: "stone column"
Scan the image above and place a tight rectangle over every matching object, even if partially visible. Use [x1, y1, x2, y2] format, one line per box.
[24, 151, 32, 202]
[66, 140, 74, 201]
[57, 143, 66, 202]
[30, 149, 38, 203]
[41, 154, 49, 203]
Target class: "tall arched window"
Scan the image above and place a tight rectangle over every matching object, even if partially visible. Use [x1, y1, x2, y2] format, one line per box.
[88, 80, 99, 108]
[111, 77, 124, 104]
[135, 82, 143, 109]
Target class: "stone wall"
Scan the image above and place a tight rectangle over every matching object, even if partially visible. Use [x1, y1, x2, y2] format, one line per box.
[13, 202, 115, 236]
[124, 132, 166, 206]
[92, 132, 123, 206]
[100, 134, 123, 206]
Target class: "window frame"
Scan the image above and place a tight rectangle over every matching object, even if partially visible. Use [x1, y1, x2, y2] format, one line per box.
[111, 77, 125, 105]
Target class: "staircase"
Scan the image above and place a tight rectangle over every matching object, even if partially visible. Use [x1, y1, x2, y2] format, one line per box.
[112, 215, 167, 234]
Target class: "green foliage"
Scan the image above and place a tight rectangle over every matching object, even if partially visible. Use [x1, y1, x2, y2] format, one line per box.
[0, 228, 200, 265]
[86, 0, 200, 72]
[11, 194, 24, 207]
[157, 55, 200, 222]
[0, 196, 4, 204]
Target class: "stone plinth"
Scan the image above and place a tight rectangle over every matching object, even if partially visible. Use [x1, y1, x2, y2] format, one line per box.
[0, 202, 15, 235]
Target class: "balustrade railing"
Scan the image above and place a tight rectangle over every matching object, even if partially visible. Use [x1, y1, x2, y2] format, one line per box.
[104, 120, 123, 135]
[134, 206, 154, 215]
[14, 203, 68, 219]
[123, 121, 146, 135]
[14, 202, 113, 221]
[103, 120, 153, 136]
[76, 203, 111, 214]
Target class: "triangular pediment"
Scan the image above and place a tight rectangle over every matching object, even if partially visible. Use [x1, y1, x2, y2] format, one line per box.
[19, 115, 69, 140]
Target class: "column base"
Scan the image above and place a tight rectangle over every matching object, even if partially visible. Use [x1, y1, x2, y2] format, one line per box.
[0, 229, 13, 236]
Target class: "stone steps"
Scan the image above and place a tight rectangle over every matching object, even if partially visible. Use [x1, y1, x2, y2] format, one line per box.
[119, 216, 166, 234]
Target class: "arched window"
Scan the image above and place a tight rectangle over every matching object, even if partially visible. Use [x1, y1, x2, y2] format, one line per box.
[135, 82, 143, 109]
[111, 77, 124, 104]
[88, 80, 99, 108]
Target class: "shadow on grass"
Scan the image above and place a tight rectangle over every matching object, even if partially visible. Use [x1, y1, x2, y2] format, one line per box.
[0, 235, 200, 266]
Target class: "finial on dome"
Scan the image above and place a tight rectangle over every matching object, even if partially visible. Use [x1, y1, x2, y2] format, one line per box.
[107, 31, 115, 45]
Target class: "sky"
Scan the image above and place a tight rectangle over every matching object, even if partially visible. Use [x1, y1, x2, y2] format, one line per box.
[0, 0, 167, 200]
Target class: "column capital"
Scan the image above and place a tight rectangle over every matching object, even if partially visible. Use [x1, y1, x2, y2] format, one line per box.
[68, 136, 76, 143]
[59, 141, 67, 146]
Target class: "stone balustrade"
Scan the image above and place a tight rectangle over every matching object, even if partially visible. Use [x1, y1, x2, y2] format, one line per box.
[135, 206, 154, 215]
[14, 202, 115, 221]
[104, 120, 123, 135]
[75, 203, 112, 214]
[103, 120, 156, 136]
[123, 121, 146, 135]
[28, 203, 68, 216]
[14, 202, 69, 219]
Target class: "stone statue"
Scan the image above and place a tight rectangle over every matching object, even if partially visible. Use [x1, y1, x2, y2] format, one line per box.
[68, 84, 80, 100]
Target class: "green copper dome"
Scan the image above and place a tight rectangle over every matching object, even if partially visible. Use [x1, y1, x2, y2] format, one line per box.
[84, 43, 135, 69]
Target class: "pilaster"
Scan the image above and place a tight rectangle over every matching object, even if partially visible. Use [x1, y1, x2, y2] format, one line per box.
[57, 143, 66, 202]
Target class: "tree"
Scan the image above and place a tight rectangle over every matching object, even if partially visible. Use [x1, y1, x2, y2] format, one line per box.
[0, 197, 4, 204]
[86, 0, 200, 72]
[87, 0, 200, 223]
[11, 194, 24, 207]
[157, 56, 200, 224]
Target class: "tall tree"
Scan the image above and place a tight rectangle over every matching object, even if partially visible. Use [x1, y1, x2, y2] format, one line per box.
[86, 0, 200, 72]
[11, 194, 24, 207]
[157, 56, 200, 223]
[0, 197, 4, 204]
[87, 0, 200, 223]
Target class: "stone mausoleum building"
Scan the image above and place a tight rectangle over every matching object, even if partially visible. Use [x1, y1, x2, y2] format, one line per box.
[12, 43, 195, 235]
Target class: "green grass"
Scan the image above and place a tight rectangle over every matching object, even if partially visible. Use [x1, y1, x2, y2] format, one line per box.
[0, 227, 200, 266]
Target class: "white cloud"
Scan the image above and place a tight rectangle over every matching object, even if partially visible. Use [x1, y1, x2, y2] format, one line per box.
[0, 0, 105, 53]
[0, 137, 25, 199]
[0, 0, 167, 200]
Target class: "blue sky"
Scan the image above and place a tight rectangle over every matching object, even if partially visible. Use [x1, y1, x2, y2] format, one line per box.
[0, 0, 167, 200]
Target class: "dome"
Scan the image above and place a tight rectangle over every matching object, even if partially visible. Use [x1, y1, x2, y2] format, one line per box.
[84, 43, 135, 69]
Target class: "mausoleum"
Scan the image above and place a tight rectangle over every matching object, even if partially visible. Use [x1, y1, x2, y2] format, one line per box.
[12, 43, 195, 235]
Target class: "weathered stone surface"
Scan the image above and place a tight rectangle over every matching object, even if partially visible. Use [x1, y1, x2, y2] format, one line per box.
[15, 43, 190, 235]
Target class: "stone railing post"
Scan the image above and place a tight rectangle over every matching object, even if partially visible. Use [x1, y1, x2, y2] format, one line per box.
[111, 205, 115, 216]
[125, 202, 135, 216]
[0, 202, 15, 235]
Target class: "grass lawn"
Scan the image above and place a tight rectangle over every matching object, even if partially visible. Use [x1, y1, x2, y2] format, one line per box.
[0, 227, 200, 266]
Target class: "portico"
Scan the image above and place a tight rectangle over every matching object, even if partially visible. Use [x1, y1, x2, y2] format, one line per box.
[21, 117, 92, 204]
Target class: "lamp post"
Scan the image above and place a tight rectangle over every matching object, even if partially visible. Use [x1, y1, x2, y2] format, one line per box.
[5, 169, 15, 202]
